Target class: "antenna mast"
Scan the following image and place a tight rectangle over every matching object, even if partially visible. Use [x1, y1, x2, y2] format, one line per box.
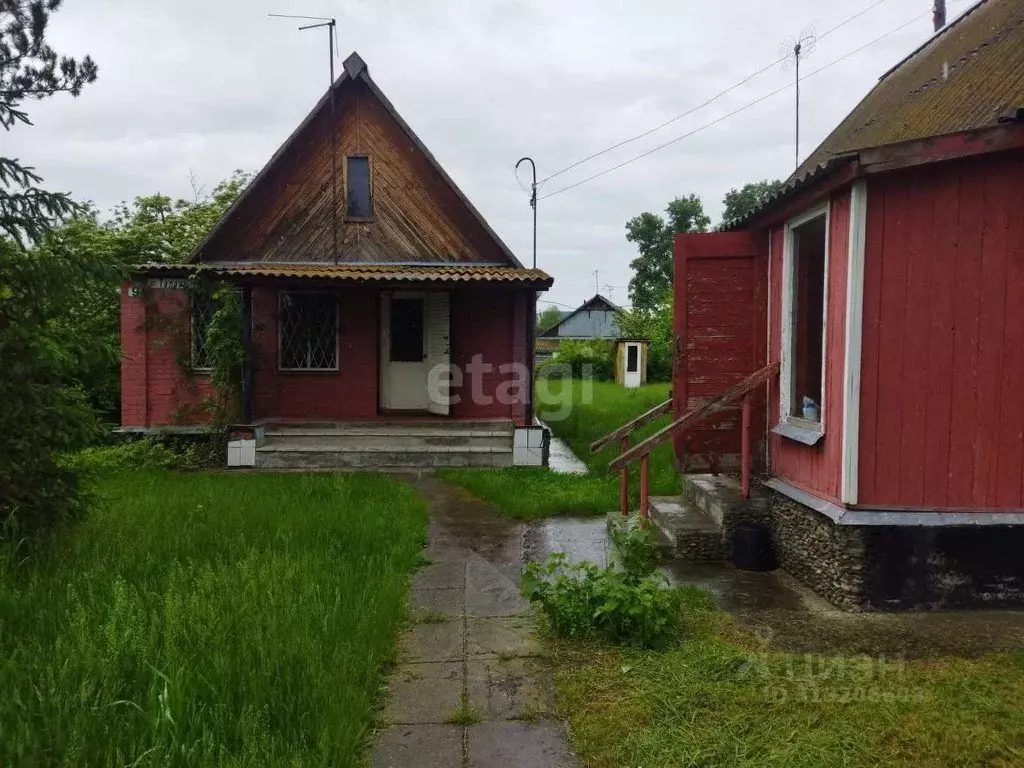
[270, 13, 339, 262]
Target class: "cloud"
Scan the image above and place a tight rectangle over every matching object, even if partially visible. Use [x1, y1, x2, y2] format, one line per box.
[6, 0, 943, 308]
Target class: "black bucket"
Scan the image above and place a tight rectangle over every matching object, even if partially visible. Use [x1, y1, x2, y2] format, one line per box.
[732, 523, 777, 571]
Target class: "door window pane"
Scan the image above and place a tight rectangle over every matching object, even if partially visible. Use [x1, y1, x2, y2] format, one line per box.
[626, 344, 639, 373]
[390, 298, 424, 362]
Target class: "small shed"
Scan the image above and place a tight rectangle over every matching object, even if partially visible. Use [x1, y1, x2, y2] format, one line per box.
[614, 338, 649, 388]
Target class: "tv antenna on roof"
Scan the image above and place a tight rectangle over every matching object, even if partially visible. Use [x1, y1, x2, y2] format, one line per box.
[782, 26, 817, 170]
[270, 13, 340, 262]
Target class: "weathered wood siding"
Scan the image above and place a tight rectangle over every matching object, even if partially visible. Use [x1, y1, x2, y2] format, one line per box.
[858, 152, 1024, 510]
[673, 232, 766, 470]
[767, 191, 851, 503]
[200, 79, 509, 265]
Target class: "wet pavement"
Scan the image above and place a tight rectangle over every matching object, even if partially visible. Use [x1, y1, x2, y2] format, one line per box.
[371, 476, 579, 768]
[537, 421, 588, 475]
[523, 516, 1024, 659]
[375, 480, 1024, 765]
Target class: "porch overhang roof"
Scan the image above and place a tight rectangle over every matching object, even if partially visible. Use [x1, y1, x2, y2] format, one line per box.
[134, 262, 553, 289]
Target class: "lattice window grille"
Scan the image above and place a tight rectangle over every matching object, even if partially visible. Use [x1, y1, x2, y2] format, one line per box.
[279, 292, 339, 370]
[190, 293, 215, 370]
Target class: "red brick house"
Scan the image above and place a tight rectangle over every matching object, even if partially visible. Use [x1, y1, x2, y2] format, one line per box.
[615, 0, 1024, 608]
[120, 52, 552, 468]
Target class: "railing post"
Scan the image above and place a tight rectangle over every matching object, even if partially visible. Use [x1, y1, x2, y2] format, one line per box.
[741, 394, 751, 500]
[639, 453, 650, 518]
[619, 437, 629, 515]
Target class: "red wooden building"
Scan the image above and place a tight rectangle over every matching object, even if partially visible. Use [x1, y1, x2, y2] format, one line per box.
[668, 0, 1024, 608]
[120, 52, 552, 469]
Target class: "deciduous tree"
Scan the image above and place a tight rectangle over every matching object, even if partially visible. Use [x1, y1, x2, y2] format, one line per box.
[625, 194, 709, 314]
[719, 179, 783, 230]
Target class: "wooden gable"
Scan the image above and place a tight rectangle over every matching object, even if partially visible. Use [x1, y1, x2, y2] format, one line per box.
[193, 53, 520, 266]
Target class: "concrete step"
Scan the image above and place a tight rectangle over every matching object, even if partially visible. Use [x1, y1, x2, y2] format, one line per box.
[682, 473, 767, 528]
[254, 447, 512, 469]
[649, 496, 727, 562]
[259, 433, 512, 450]
[262, 420, 514, 435]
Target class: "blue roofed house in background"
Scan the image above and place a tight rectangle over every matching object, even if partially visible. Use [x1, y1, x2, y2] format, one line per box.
[537, 294, 621, 342]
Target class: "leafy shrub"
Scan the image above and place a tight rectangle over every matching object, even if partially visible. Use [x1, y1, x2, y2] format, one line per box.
[60, 438, 220, 475]
[538, 339, 615, 381]
[608, 513, 659, 581]
[0, 237, 122, 532]
[59, 440, 179, 473]
[522, 553, 682, 649]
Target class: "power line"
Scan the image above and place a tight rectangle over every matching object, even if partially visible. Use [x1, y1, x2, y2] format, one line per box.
[538, 0, 894, 185]
[538, 2, 955, 202]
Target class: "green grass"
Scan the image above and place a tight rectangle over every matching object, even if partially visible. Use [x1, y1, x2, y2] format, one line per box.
[0, 471, 428, 766]
[439, 467, 620, 519]
[442, 378, 677, 517]
[551, 590, 1024, 768]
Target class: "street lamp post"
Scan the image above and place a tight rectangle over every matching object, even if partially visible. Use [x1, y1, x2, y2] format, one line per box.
[515, 157, 537, 269]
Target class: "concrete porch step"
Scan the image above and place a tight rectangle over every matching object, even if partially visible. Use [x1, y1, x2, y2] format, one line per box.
[257, 443, 512, 454]
[254, 448, 513, 469]
[649, 496, 727, 562]
[262, 420, 514, 435]
[259, 433, 512, 450]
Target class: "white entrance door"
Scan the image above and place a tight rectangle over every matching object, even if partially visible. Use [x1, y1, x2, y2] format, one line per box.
[381, 292, 450, 412]
[624, 342, 642, 388]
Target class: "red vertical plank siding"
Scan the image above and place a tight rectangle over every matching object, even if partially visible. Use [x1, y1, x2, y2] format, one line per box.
[974, 165, 1011, 505]
[858, 186, 886, 503]
[997, 190, 1024, 507]
[896, 178, 936, 505]
[921, 171, 960, 508]
[857, 151, 1024, 510]
[767, 191, 849, 503]
[945, 165, 985, 507]
[873, 185, 910, 503]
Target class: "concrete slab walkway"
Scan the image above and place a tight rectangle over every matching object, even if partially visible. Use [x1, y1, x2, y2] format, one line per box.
[371, 476, 580, 768]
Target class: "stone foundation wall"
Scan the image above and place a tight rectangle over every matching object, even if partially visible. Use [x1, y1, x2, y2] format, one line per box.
[762, 487, 1024, 611]
[764, 492, 866, 610]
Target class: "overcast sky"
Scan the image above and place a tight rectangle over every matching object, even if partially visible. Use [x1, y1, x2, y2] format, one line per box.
[9, 0, 958, 309]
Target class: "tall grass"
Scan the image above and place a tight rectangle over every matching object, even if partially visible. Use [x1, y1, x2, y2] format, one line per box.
[441, 379, 677, 517]
[0, 471, 427, 766]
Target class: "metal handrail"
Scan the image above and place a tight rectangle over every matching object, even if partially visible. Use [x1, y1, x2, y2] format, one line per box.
[589, 398, 672, 454]
[606, 362, 779, 516]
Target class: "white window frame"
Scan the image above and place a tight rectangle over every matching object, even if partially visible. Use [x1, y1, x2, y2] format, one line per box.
[277, 290, 340, 372]
[779, 201, 830, 441]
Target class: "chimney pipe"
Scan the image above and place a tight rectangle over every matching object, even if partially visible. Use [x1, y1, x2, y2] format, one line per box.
[933, 0, 946, 32]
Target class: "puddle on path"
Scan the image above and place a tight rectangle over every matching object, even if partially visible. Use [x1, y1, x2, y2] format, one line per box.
[537, 420, 588, 475]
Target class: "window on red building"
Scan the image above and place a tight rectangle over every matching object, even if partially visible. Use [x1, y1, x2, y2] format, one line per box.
[783, 209, 827, 427]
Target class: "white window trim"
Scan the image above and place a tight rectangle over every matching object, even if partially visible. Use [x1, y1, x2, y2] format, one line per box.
[841, 181, 868, 503]
[277, 290, 340, 372]
[778, 200, 830, 440]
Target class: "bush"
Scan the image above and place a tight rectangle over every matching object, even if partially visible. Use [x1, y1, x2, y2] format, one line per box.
[60, 437, 221, 475]
[0, 237, 122, 532]
[538, 339, 614, 381]
[608, 513, 659, 580]
[522, 552, 681, 649]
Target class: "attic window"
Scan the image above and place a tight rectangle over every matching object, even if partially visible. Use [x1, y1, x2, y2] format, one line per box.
[779, 204, 829, 438]
[346, 156, 372, 219]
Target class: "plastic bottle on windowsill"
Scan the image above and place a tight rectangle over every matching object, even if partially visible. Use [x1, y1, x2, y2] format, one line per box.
[802, 396, 820, 423]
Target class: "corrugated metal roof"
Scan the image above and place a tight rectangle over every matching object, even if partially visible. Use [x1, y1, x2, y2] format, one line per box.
[139, 262, 553, 286]
[796, 0, 1024, 178]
